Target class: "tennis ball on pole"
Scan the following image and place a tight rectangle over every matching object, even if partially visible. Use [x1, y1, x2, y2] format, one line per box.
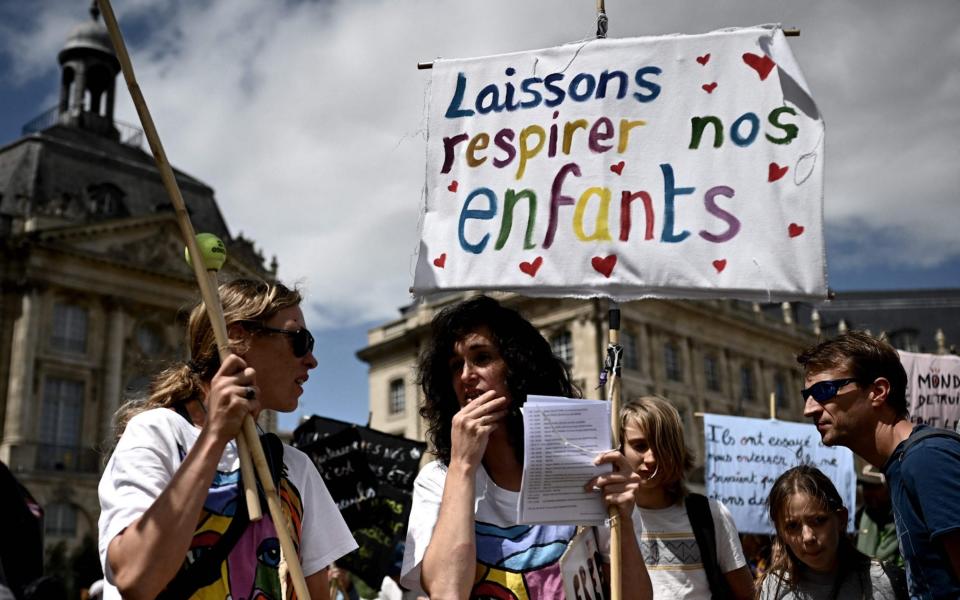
[185, 233, 227, 271]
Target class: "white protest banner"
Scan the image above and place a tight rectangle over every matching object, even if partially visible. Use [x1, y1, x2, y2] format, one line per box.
[901, 350, 960, 431]
[703, 414, 855, 534]
[413, 25, 826, 301]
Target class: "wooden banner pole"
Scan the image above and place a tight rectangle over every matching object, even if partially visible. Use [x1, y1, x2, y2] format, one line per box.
[417, 29, 800, 69]
[95, 1, 310, 597]
[607, 301, 623, 600]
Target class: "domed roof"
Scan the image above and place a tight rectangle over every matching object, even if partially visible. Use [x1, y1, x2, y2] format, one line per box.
[57, 3, 119, 70]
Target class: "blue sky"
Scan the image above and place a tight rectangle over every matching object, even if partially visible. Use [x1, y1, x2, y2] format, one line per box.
[2, 1, 958, 430]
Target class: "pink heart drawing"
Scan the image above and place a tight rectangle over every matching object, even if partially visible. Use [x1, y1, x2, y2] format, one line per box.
[742, 53, 776, 80]
[696, 53, 711, 66]
[712, 259, 727, 273]
[768, 162, 789, 182]
[447, 180, 458, 192]
[610, 161, 625, 175]
[702, 82, 718, 94]
[433, 253, 447, 268]
[591, 255, 617, 278]
[788, 223, 805, 238]
[519, 256, 543, 277]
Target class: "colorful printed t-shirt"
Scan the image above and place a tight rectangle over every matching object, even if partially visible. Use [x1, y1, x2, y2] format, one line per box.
[401, 460, 605, 600]
[98, 408, 357, 599]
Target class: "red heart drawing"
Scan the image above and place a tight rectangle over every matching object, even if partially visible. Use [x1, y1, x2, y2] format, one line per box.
[519, 256, 543, 277]
[447, 180, 458, 192]
[768, 162, 789, 182]
[788, 223, 805, 238]
[591, 255, 617, 278]
[702, 82, 718, 94]
[610, 161, 625, 175]
[742, 53, 776, 80]
[696, 53, 711, 65]
[712, 259, 727, 273]
[433, 253, 447, 268]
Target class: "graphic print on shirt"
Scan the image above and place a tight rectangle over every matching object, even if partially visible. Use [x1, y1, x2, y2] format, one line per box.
[173, 443, 306, 599]
[471, 522, 577, 600]
[639, 531, 703, 571]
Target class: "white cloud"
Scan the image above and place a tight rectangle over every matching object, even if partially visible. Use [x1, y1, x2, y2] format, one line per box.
[4, 0, 959, 328]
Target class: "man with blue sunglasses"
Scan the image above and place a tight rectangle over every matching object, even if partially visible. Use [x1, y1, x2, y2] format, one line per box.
[798, 331, 960, 600]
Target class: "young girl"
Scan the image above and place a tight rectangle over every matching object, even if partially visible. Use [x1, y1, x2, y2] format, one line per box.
[759, 465, 904, 599]
[601, 395, 755, 599]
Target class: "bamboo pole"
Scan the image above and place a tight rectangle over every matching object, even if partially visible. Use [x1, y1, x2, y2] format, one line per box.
[607, 301, 622, 600]
[417, 29, 801, 69]
[95, 1, 310, 597]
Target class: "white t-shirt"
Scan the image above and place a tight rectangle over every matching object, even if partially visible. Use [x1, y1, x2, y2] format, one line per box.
[401, 460, 606, 599]
[98, 408, 357, 599]
[600, 496, 747, 599]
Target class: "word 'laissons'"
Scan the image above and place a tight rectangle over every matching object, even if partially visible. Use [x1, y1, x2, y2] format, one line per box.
[457, 163, 741, 254]
[444, 66, 663, 119]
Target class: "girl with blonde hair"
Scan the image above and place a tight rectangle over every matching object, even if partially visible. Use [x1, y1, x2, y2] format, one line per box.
[598, 395, 755, 599]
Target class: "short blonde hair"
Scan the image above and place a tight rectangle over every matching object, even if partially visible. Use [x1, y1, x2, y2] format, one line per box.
[620, 395, 694, 504]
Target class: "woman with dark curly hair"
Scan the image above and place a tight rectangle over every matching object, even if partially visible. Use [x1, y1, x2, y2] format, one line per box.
[400, 295, 651, 600]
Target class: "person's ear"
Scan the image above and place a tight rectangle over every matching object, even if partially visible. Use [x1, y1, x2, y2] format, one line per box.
[227, 322, 249, 352]
[837, 506, 849, 528]
[869, 377, 891, 409]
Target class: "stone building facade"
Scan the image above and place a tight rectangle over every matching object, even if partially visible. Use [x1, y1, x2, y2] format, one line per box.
[0, 6, 276, 552]
[358, 292, 818, 477]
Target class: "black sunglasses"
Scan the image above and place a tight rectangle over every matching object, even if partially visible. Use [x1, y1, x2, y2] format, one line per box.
[801, 378, 858, 403]
[243, 322, 314, 358]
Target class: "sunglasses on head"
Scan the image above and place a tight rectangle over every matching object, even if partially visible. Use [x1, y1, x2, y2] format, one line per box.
[800, 377, 858, 403]
[243, 322, 314, 357]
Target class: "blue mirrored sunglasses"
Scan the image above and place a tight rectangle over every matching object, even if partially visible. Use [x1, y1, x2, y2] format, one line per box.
[800, 378, 858, 403]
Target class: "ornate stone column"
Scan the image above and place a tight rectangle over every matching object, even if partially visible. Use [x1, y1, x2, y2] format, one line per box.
[2, 290, 40, 467]
[101, 306, 125, 441]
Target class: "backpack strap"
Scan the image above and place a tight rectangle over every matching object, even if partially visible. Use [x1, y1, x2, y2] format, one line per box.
[898, 427, 960, 463]
[685, 493, 732, 599]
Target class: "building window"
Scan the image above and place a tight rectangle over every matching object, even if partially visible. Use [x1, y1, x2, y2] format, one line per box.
[551, 331, 573, 366]
[664, 342, 682, 382]
[388, 379, 405, 415]
[38, 377, 84, 470]
[86, 182, 127, 217]
[45, 502, 77, 537]
[888, 329, 920, 353]
[51, 303, 88, 353]
[775, 373, 789, 409]
[621, 330, 638, 370]
[740, 366, 755, 403]
[704, 354, 721, 392]
[136, 323, 164, 354]
[125, 375, 151, 397]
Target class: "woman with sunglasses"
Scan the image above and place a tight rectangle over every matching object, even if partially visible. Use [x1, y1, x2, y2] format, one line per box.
[98, 280, 356, 599]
